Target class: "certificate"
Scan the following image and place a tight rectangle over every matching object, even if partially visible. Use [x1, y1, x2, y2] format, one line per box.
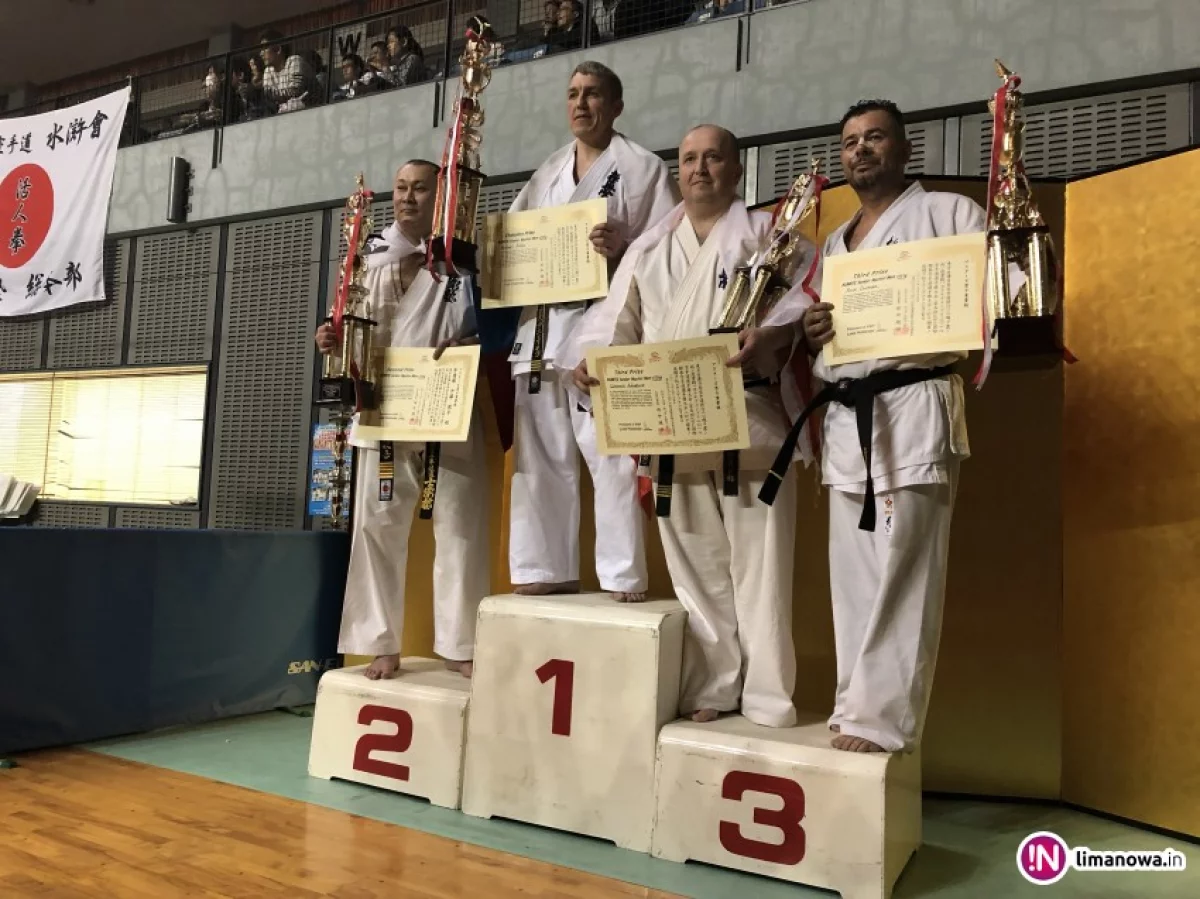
[822, 232, 986, 366]
[354, 345, 480, 443]
[587, 334, 751, 456]
[480, 197, 609, 309]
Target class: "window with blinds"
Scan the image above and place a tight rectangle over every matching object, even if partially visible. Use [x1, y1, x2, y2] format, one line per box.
[0, 366, 207, 505]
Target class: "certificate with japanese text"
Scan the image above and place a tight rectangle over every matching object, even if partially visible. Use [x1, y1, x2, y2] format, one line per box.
[480, 198, 609, 309]
[821, 232, 986, 366]
[354, 345, 480, 443]
[587, 334, 751, 456]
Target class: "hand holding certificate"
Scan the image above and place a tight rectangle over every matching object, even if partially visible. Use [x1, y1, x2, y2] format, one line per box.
[481, 197, 610, 308]
[586, 334, 751, 457]
[822, 232, 986, 366]
[354, 345, 480, 442]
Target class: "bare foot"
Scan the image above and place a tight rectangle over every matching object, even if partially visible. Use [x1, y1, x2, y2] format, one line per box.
[514, 581, 580, 596]
[364, 654, 400, 680]
[691, 709, 720, 723]
[445, 660, 473, 679]
[611, 591, 647, 603]
[832, 734, 886, 752]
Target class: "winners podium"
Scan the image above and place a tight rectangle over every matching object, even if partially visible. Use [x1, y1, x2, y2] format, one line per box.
[309, 595, 921, 898]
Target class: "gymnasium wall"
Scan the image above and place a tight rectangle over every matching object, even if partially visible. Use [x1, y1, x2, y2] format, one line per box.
[1061, 148, 1200, 837]
[103, 0, 1200, 234]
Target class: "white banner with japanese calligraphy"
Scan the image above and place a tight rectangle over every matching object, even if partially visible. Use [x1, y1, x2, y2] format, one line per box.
[0, 86, 129, 317]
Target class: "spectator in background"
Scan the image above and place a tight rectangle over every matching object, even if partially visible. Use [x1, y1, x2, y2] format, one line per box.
[306, 50, 329, 104]
[258, 29, 318, 113]
[386, 26, 427, 86]
[547, 0, 588, 54]
[201, 64, 224, 122]
[541, 0, 560, 42]
[593, 0, 621, 42]
[368, 41, 393, 84]
[334, 53, 383, 101]
[233, 58, 267, 121]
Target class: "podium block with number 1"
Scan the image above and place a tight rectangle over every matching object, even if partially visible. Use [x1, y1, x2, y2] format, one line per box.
[461, 594, 686, 851]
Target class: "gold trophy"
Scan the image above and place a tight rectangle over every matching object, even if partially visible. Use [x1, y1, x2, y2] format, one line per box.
[429, 15, 496, 274]
[316, 174, 378, 528]
[654, 162, 826, 517]
[984, 60, 1060, 354]
[714, 159, 826, 334]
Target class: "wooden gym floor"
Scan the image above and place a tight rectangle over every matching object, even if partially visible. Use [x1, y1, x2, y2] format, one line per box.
[1, 710, 1195, 898]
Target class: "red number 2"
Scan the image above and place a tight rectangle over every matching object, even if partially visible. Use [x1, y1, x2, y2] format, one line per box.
[352, 704, 413, 781]
[535, 659, 574, 736]
[719, 771, 806, 865]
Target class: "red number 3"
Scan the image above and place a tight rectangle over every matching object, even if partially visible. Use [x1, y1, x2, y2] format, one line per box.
[352, 704, 413, 781]
[719, 771, 806, 865]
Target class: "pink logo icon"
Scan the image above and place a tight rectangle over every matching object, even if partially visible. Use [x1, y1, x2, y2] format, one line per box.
[1017, 831, 1070, 885]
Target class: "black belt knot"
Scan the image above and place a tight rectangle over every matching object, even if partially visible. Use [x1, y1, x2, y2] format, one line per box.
[758, 364, 955, 531]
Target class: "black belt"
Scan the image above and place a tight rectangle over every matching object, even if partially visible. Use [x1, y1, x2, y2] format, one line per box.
[758, 365, 955, 531]
[377, 440, 440, 519]
[654, 374, 775, 518]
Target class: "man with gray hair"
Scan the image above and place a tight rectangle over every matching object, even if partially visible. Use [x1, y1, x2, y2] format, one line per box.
[497, 61, 679, 603]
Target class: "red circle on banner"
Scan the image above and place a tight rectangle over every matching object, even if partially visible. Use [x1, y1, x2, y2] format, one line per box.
[0, 163, 55, 269]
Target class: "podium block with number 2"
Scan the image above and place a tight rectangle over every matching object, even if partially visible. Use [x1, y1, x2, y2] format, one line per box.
[652, 717, 921, 899]
[461, 594, 686, 851]
[308, 658, 471, 809]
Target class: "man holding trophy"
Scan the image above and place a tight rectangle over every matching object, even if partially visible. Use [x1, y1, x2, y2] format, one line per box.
[784, 96, 1029, 754]
[500, 61, 679, 604]
[316, 159, 490, 681]
[567, 125, 820, 728]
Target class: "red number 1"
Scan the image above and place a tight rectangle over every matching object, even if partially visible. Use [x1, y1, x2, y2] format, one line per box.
[352, 704, 413, 781]
[719, 771, 807, 865]
[535, 659, 574, 736]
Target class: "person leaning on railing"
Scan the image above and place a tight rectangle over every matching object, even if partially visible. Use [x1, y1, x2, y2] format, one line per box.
[257, 29, 319, 113]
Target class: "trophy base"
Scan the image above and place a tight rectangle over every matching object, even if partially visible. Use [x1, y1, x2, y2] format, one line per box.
[429, 235, 479, 274]
[995, 314, 1059, 358]
[317, 377, 377, 410]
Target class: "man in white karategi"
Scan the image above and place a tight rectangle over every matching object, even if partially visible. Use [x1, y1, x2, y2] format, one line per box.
[797, 100, 984, 751]
[567, 125, 819, 727]
[316, 160, 489, 680]
[500, 61, 679, 603]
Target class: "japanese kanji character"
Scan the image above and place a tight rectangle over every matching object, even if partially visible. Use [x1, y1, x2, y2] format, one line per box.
[0, 278, 6, 295]
[65, 261, 83, 290]
[19, 133, 31, 153]
[66, 117, 86, 145]
[9, 227, 25, 255]
[42, 277, 62, 295]
[11, 203, 27, 224]
[0, 136, 6, 155]
[46, 123, 64, 150]
[89, 110, 109, 139]
[26, 274, 43, 297]
[16, 176, 31, 200]
[6, 136, 16, 153]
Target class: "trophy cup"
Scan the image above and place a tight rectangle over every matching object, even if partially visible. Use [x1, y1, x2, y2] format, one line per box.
[315, 174, 379, 528]
[984, 60, 1060, 355]
[654, 162, 827, 517]
[428, 15, 496, 275]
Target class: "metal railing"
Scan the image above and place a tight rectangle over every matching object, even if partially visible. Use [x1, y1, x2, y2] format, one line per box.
[2, 0, 800, 145]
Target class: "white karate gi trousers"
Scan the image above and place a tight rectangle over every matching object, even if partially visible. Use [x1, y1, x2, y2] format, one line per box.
[827, 464, 959, 751]
[338, 417, 490, 661]
[509, 370, 647, 593]
[657, 468, 799, 728]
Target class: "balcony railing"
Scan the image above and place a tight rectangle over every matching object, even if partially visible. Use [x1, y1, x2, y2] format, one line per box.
[1, 0, 794, 146]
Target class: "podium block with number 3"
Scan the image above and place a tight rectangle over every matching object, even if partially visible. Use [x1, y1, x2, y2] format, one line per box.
[652, 717, 921, 899]
[308, 658, 471, 809]
[461, 594, 686, 851]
